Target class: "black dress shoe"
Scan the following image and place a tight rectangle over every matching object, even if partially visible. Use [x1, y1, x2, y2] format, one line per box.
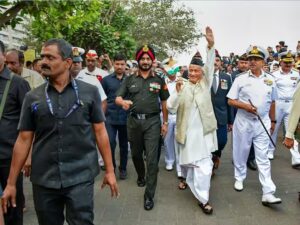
[137, 177, 146, 187]
[144, 197, 154, 210]
[247, 160, 257, 171]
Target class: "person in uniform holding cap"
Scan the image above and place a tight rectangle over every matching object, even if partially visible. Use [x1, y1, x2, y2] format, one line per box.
[227, 45, 281, 205]
[268, 51, 300, 166]
[115, 45, 169, 210]
[71, 47, 108, 170]
[78, 49, 109, 82]
[167, 26, 216, 214]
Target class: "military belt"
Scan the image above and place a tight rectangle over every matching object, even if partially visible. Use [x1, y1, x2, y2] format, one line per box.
[130, 112, 159, 120]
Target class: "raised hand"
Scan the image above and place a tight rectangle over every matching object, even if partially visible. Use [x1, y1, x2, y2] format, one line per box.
[205, 26, 214, 48]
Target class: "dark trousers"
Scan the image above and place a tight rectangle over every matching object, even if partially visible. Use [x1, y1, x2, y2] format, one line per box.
[33, 180, 94, 225]
[105, 123, 128, 171]
[127, 115, 161, 199]
[213, 124, 228, 158]
[0, 159, 24, 225]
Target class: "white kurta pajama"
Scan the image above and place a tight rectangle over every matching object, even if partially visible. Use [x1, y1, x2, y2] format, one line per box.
[167, 47, 217, 204]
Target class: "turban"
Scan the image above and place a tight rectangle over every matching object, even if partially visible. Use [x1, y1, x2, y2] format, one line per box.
[136, 45, 155, 61]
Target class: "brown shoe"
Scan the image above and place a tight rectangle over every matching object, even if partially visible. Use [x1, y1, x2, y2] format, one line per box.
[212, 155, 220, 170]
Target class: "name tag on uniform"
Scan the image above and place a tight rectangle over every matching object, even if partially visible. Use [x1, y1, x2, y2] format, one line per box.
[149, 82, 161, 92]
[264, 79, 273, 86]
[291, 77, 298, 81]
[220, 79, 228, 90]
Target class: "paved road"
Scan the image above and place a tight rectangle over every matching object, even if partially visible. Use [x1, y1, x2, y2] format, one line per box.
[23, 132, 300, 225]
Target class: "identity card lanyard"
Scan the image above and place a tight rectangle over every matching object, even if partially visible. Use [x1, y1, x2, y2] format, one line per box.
[45, 78, 81, 118]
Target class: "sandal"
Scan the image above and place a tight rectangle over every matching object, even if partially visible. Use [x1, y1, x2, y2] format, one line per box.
[178, 179, 187, 190]
[198, 202, 213, 215]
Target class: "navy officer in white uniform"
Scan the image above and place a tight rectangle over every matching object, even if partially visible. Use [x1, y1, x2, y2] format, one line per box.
[227, 46, 281, 205]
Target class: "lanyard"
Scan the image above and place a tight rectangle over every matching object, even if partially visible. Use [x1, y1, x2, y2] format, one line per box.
[45, 79, 81, 118]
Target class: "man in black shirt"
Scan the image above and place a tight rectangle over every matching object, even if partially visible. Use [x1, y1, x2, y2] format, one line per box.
[0, 40, 30, 225]
[116, 45, 169, 210]
[2, 39, 118, 225]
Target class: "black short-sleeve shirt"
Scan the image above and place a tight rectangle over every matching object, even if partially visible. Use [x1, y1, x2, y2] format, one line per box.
[116, 71, 170, 114]
[18, 79, 105, 189]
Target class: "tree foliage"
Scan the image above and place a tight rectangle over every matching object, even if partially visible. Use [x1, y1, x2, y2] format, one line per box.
[1, 0, 200, 60]
[127, 0, 200, 59]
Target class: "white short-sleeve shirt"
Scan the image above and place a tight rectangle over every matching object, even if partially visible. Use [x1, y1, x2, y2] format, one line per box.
[227, 70, 277, 119]
[76, 73, 107, 101]
[272, 68, 299, 101]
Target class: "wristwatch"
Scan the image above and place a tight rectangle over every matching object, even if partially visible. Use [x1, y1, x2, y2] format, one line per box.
[271, 120, 277, 123]
[163, 121, 169, 125]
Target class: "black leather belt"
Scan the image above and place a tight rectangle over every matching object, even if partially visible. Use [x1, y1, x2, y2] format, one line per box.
[130, 112, 159, 120]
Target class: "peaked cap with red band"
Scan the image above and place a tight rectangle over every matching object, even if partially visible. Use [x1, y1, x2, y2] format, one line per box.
[86, 49, 98, 59]
[136, 45, 155, 61]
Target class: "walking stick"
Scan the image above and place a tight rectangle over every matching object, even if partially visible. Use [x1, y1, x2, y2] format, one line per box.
[248, 99, 276, 148]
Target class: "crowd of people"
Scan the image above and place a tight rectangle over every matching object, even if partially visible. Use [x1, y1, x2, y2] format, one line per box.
[0, 26, 300, 225]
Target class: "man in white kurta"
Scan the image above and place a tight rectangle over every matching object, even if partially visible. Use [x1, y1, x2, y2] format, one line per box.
[167, 27, 217, 214]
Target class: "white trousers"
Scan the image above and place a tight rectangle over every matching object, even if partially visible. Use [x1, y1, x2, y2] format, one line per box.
[164, 114, 177, 166]
[269, 100, 300, 164]
[184, 157, 213, 204]
[233, 115, 276, 195]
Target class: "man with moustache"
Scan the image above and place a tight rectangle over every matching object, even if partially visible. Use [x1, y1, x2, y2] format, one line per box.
[115, 45, 169, 210]
[102, 53, 129, 179]
[227, 46, 281, 205]
[1, 39, 119, 225]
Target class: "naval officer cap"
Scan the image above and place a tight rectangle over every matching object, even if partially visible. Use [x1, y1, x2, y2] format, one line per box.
[279, 51, 294, 63]
[72, 47, 85, 62]
[246, 46, 269, 61]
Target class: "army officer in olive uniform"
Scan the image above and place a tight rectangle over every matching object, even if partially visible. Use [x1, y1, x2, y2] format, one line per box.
[116, 45, 169, 211]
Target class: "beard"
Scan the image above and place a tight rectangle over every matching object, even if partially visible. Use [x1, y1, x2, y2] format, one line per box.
[139, 63, 152, 71]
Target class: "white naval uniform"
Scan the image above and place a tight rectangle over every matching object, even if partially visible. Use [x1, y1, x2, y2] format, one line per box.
[164, 76, 182, 176]
[227, 70, 277, 195]
[76, 73, 107, 166]
[269, 68, 300, 165]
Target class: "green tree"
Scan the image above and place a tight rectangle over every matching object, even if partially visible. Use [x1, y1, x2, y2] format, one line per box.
[1, 0, 136, 58]
[127, 0, 200, 59]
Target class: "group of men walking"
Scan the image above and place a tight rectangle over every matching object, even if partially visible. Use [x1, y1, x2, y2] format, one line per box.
[0, 25, 300, 225]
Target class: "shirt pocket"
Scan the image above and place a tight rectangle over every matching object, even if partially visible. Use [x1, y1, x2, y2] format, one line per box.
[128, 85, 139, 94]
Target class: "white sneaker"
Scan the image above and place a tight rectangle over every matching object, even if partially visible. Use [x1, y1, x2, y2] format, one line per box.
[234, 180, 243, 192]
[291, 158, 300, 168]
[165, 164, 173, 171]
[262, 194, 282, 206]
[267, 152, 274, 160]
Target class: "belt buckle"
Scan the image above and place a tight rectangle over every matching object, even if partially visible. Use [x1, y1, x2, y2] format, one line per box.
[137, 114, 146, 120]
[285, 100, 290, 103]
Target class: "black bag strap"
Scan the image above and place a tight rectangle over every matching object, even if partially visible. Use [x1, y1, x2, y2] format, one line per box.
[0, 72, 13, 121]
